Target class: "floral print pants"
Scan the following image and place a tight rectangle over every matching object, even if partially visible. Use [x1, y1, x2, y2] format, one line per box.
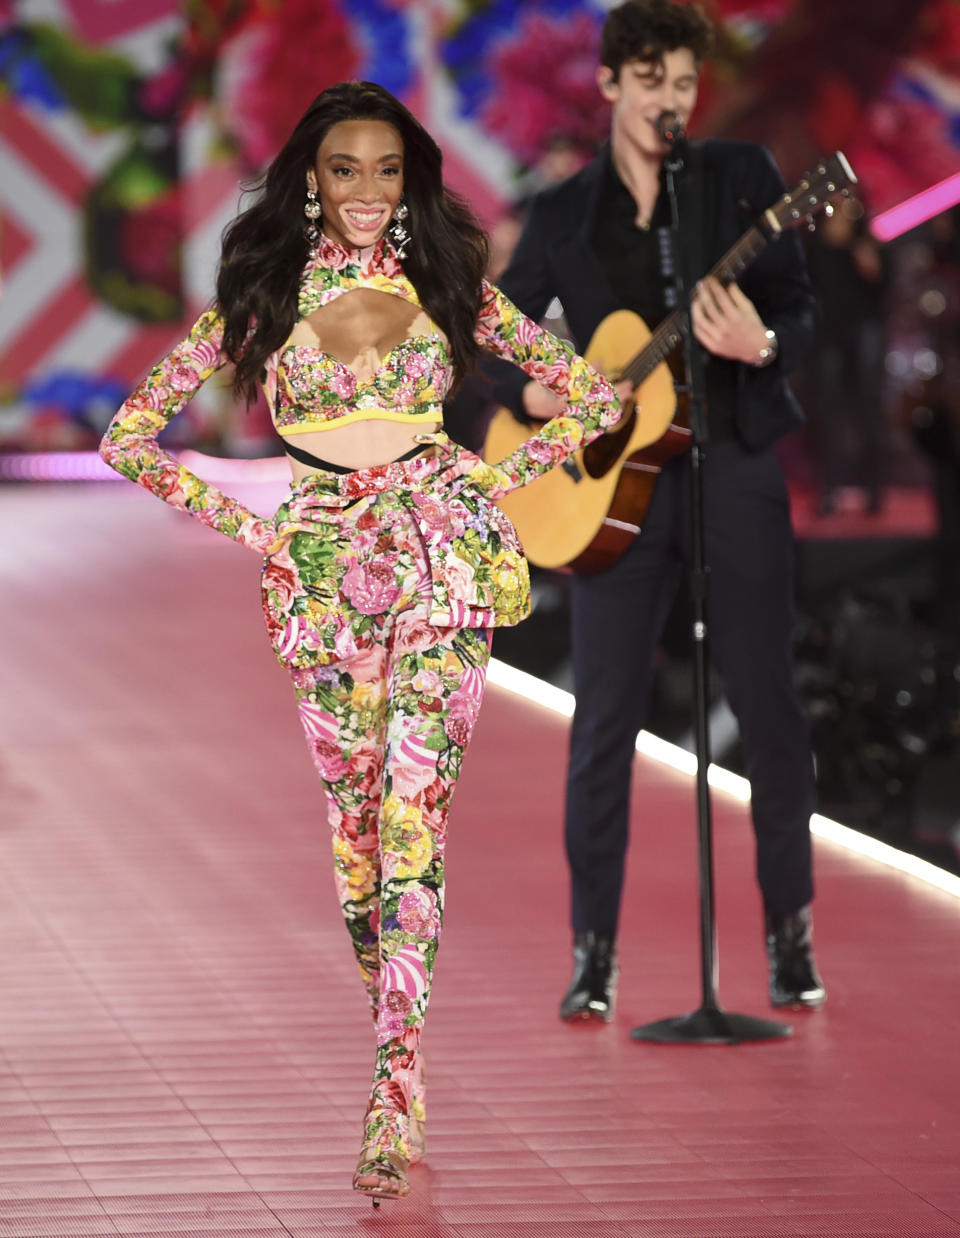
[281, 496, 491, 1163]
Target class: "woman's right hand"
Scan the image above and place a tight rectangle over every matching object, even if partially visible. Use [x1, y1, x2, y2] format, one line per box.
[521, 380, 564, 420]
[522, 378, 633, 421]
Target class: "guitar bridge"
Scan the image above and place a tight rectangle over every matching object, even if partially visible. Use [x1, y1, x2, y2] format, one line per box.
[561, 456, 583, 483]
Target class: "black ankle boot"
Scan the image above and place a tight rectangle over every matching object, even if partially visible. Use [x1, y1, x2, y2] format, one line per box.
[559, 931, 618, 1022]
[765, 905, 826, 1009]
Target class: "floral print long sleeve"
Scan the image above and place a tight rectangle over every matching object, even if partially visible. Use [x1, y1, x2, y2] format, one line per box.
[99, 308, 277, 554]
[469, 279, 621, 497]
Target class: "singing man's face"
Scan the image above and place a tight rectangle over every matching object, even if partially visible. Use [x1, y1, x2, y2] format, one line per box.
[597, 47, 701, 157]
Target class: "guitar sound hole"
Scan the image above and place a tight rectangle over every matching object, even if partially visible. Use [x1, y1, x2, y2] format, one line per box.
[583, 402, 636, 479]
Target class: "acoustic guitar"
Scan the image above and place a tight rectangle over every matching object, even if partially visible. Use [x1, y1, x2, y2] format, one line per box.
[483, 152, 856, 574]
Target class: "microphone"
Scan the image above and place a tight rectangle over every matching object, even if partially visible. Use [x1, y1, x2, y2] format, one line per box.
[656, 110, 685, 145]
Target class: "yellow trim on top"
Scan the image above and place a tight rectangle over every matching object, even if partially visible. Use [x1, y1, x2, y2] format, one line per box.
[273, 409, 440, 435]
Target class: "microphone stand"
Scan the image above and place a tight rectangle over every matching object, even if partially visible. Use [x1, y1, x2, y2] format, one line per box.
[630, 123, 791, 1045]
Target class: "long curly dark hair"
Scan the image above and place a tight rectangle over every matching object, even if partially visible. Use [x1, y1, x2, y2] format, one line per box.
[216, 81, 489, 401]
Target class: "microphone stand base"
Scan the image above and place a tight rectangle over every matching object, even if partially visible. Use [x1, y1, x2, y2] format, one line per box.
[630, 1004, 792, 1045]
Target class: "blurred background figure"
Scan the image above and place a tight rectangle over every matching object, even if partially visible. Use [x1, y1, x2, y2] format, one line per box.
[888, 207, 960, 638]
[803, 196, 890, 517]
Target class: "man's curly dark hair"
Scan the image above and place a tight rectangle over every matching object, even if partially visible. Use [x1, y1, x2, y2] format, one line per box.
[601, 0, 715, 80]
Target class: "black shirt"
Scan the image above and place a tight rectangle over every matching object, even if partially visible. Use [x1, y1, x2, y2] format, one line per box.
[590, 148, 738, 440]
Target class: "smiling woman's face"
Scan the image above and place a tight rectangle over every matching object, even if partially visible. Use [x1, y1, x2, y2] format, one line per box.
[307, 118, 405, 251]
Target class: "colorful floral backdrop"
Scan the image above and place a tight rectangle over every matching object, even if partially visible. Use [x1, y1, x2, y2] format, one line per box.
[1, 0, 957, 453]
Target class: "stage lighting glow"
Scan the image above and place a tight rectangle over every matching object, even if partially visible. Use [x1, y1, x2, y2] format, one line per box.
[486, 658, 575, 718]
[0, 451, 119, 481]
[487, 658, 960, 900]
[870, 172, 960, 242]
[0, 450, 290, 484]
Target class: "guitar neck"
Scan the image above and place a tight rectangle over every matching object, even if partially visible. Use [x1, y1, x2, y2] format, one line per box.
[621, 223, 769, 387]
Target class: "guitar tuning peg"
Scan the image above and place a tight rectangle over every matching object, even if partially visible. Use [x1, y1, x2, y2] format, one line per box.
[824, 202, 835, 217]
[806, 215, 817, 232]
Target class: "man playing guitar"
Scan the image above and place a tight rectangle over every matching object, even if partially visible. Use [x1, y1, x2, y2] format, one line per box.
[489, 0, 826, 1020]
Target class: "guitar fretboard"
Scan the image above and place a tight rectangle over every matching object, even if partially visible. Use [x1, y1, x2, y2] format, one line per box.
[619, 224, 768, 387]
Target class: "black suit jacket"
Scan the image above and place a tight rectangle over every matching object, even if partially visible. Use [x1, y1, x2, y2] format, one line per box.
[494, 138, 817, 451]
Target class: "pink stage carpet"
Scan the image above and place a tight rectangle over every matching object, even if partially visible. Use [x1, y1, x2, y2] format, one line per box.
[2, 480, 960, 1237]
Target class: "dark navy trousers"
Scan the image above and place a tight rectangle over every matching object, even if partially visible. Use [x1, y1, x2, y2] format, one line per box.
[565, 439, 816, 935]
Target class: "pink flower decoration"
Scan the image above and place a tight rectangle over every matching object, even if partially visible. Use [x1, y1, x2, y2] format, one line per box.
[315, 234, 353, 271]
[392, 758, 438, 802]
[413, 496, 451, 534]
[440, 555, 475, 603]
[850, 92, 959, 214]
[397, 887, 440, 939]
[711, 0, 792, 20]
[347, 645, 386, 682]
[312, 737, 348, 782]
[527, 437, 560, 465]
[411, 668, 442, 695]
[328, 368, 356, 398]
[342, 559, 401, 616]
[377, 993, 412, 1045]
[217, 0, 360, 169]
[403, 351, 429, 378]
[393, 610, 444, 654]
[117, 187, 182, 297]
[919, 0, 960, 75]
[444, 714, 471, 747]
[482, 13, 608, 167]
[167, 362, 200, 393]
[261, 555, 301, 611]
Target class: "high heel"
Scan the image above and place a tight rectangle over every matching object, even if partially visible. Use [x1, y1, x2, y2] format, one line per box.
[352, 1104, 410, 1206]
[353, 1149, 410, 1206]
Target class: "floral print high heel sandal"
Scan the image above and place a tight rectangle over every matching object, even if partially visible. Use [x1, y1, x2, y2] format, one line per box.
[352, 1103, 411, 1206]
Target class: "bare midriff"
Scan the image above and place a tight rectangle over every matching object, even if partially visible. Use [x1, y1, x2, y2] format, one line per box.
[281, 289, 445, 480]
[284, 418, 443, 482]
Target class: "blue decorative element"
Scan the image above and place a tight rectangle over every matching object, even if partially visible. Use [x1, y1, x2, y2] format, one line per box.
[898, 74, 936, 107]
[895, 71, 959, 147]
[23, 372, 128, 422]
[0, 30, 65, 109]
[348, 0, 414, 97]
[441, 0, 599, 120]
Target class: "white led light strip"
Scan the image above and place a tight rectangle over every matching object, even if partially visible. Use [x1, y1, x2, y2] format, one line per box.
[487, 658, 960, 901]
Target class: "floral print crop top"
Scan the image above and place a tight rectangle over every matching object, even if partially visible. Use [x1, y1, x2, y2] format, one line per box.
[100, 233, 620, 553]
[267, 234, 449, 435]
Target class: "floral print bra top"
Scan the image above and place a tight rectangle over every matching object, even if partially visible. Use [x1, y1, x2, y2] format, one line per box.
[265, 234, 450, 436]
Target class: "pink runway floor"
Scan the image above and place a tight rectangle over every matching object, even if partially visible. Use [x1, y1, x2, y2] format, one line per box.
[3, 481, 960, 1238]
